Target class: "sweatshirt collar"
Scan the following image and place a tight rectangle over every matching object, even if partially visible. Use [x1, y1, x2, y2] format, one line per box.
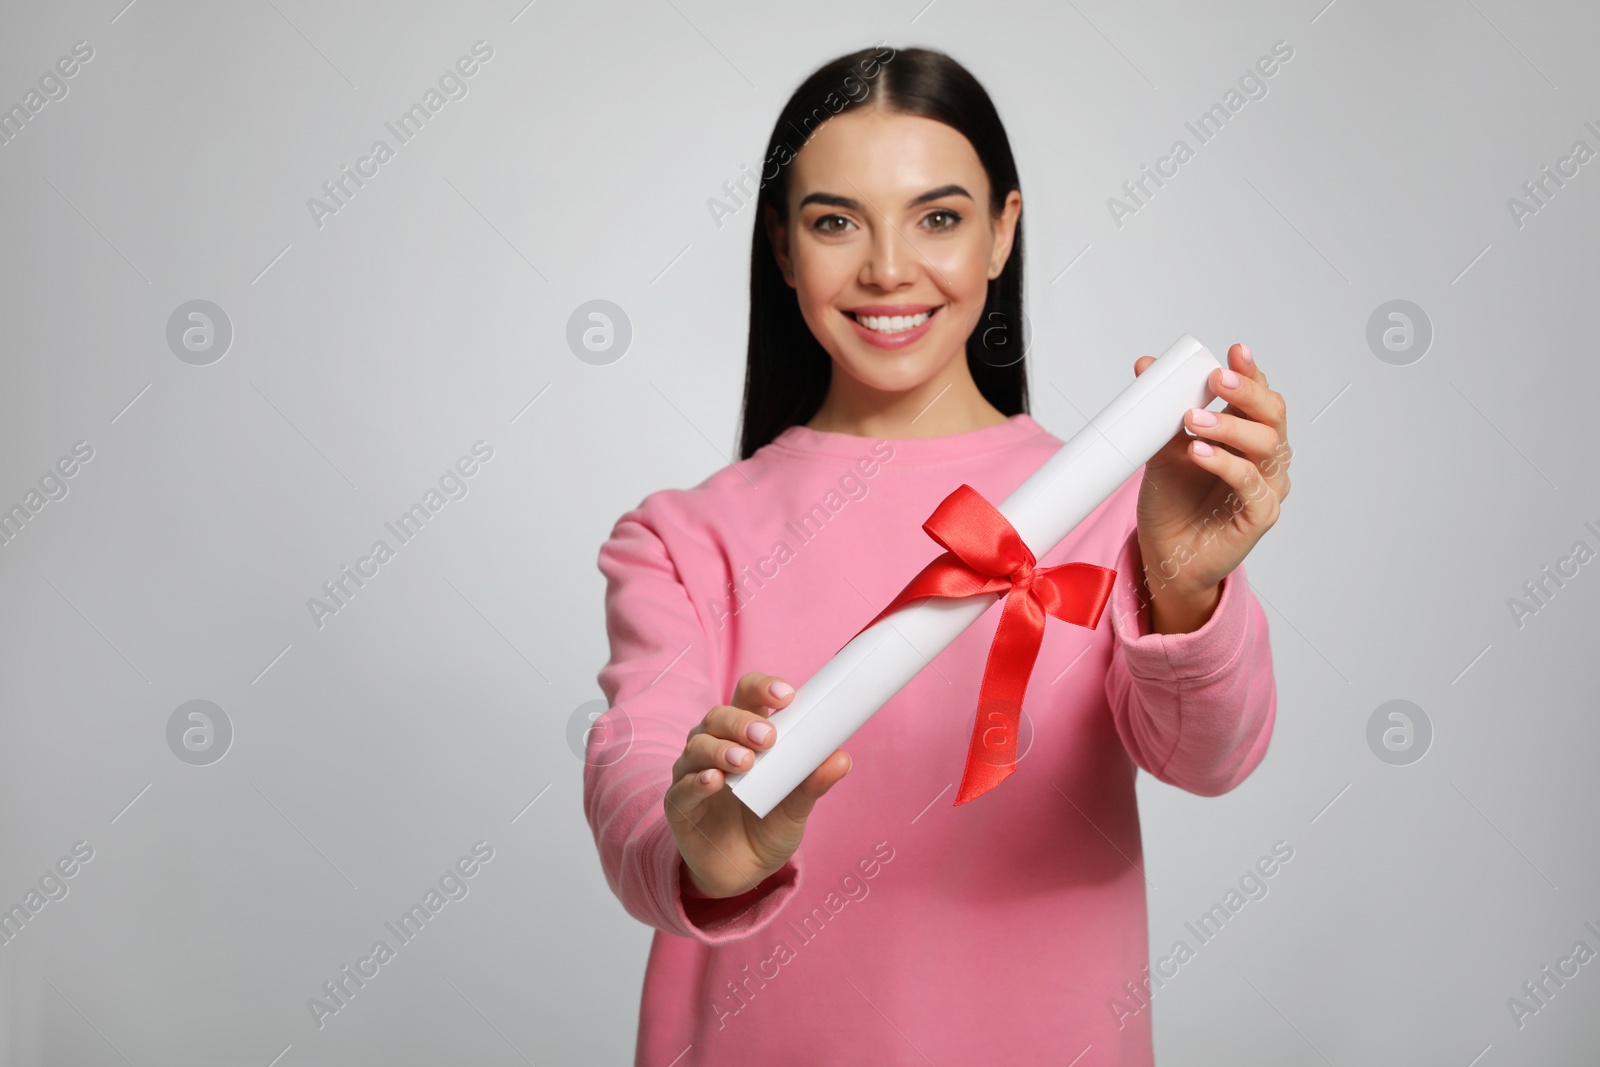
[765, 413, 1046, 464]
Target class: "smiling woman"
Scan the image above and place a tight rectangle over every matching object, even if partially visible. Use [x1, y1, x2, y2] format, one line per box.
[586, 43, 1284, 1067]
[739, 47, 1028, 454]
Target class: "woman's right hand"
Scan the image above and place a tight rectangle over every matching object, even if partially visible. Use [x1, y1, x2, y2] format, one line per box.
[664, 671, 852, 899]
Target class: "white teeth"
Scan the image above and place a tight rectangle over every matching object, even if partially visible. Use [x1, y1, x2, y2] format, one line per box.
[854, 310, 932, 333]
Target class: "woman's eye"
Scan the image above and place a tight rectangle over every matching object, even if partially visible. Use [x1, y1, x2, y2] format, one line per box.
[813, 214, 855, 234]
[924, 209, 961, 231]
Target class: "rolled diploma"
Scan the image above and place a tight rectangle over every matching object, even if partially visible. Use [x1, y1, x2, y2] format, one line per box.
[726, 334, 1223, 818]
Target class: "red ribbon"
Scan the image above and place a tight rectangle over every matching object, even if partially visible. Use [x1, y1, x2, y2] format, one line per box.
[840, 484, 1116, 805]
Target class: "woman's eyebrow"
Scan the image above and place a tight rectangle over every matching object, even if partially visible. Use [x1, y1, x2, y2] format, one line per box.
[797, 184, 974, 211]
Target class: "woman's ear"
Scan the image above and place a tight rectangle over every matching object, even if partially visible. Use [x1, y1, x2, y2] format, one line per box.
[987, 189, 1023, 279]
[764, 203, 795, 287]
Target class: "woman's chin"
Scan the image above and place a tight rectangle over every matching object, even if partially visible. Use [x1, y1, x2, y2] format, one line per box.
[833, 355, 948, 395]
[839, 333, 959, 374]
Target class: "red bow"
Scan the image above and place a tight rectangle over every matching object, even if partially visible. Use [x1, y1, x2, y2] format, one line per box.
[842, 484, 1116, 805]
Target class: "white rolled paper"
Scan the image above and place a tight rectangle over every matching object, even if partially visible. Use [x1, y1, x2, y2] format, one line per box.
[726, 334, 1223, 818]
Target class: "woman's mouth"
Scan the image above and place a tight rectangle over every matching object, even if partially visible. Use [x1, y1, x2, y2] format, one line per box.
[843, 306, 941, 349]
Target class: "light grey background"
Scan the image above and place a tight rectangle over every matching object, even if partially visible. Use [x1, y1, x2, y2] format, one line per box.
[1, 0, 1596, 1063]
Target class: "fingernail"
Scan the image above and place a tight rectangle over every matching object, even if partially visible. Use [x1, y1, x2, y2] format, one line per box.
[726, 745, 752, 766]
[747, 721, 773, 745]
[1190, 407, 1218, 427]
[1193, 440, 1215, 457]
[769, 681, 794, 699]
[1239, 344, 1253, 364]
[1221, 369, 1241, 389]
[699, 769, 715, 784]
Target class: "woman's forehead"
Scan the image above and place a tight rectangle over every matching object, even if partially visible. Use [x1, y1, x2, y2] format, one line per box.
[787, 109, 987, 203]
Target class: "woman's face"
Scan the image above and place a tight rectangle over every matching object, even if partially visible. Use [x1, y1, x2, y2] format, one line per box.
[767, 106, 1022, 403]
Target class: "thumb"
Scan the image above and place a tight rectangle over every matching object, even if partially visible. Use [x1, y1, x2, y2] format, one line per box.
[769, 749, 852, 827]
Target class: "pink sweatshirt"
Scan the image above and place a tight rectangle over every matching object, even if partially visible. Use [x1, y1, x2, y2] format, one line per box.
[585, 413, 1276, 1066]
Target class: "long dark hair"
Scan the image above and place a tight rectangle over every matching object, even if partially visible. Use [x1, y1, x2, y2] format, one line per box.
[736, 44, 1030, 461]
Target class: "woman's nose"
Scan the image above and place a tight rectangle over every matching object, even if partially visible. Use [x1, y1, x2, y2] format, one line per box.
[860, 227, 915, 288]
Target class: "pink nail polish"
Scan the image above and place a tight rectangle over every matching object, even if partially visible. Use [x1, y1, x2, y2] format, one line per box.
[1193, 440, 1215, 457]
[1190, 407, 1218, 427]
[1239, 344, 1253, 364]
[769, 680, 794, 699]
[747, 721, 773, 745]
[1221, 369, 1241, 389]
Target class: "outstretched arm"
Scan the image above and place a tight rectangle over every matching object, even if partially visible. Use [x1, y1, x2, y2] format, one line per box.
[584, 510, 804, 943]
[1102, 526, 1277, 796]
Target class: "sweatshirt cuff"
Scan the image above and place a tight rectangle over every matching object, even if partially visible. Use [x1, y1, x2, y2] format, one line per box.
[1108, 528, 1251, 684]
[645, 816, 803, 944]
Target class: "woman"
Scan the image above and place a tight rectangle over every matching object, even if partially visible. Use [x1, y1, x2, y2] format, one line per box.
[586, 43, 1289, 1066]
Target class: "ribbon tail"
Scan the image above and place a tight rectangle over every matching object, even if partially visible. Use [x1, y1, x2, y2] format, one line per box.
[954, 589, 1047, 805]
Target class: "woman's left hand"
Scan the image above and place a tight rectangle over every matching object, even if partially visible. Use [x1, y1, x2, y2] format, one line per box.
[1130, 342, 1291, 634]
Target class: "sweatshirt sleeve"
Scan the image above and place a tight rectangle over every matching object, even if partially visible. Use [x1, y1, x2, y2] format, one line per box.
[584, 506, 804, 944]
[1101, 524, 1277, 797]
